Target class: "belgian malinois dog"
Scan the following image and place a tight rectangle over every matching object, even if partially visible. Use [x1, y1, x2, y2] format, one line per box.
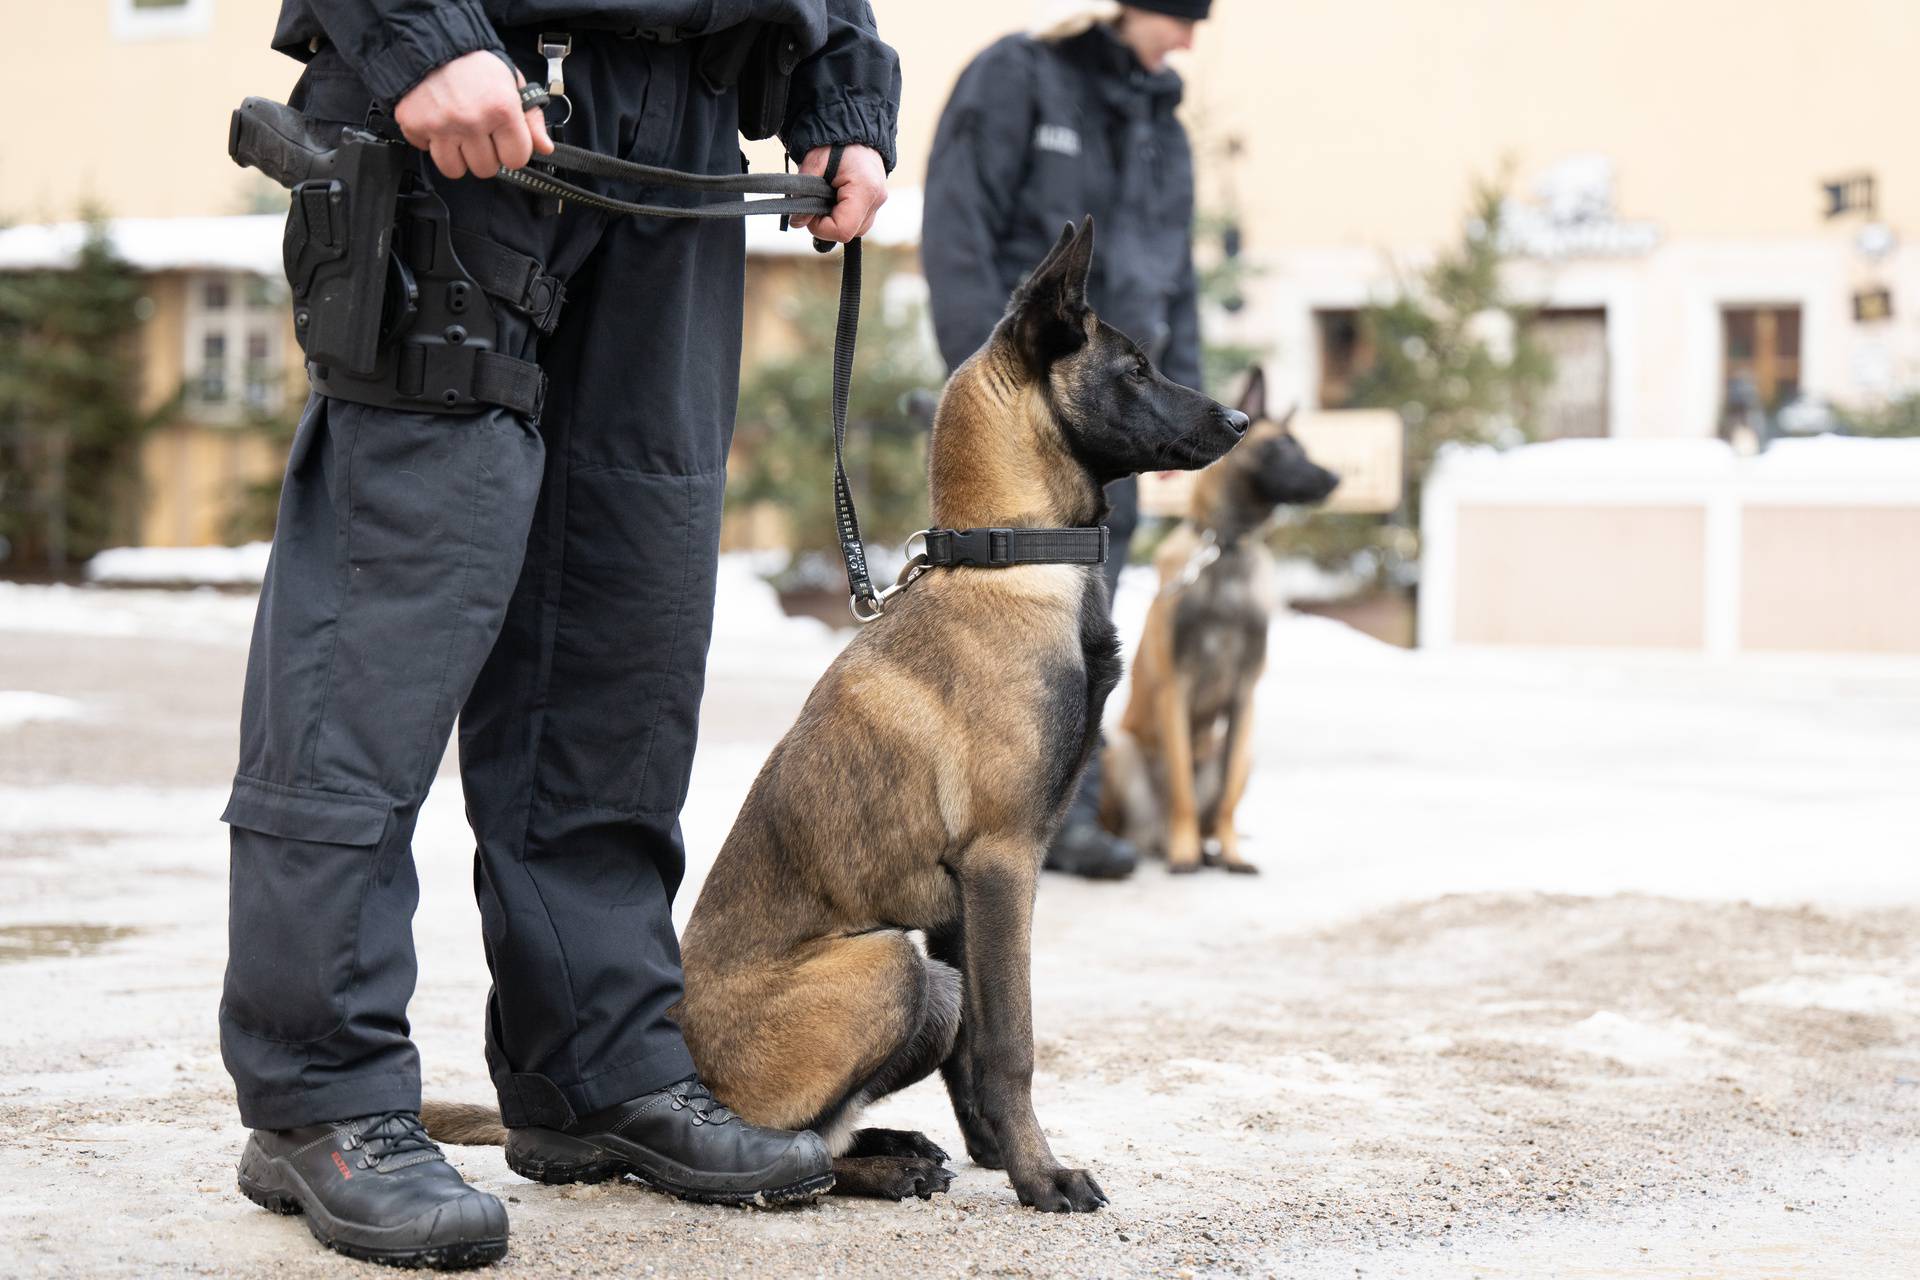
[1101, 368, 1338, 874]
[424, 219, 1246, 1211]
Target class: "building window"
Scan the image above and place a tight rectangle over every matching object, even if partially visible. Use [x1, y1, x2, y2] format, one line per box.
[1314, 309, 1374, 409]
[110, 0, 214, 42]
[1528, 308, 1610, 439]
[1720, 305, 1802, 438]
[185, 272, 285, 421]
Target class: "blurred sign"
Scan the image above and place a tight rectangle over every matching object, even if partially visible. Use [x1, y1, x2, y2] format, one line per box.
[1498, 154, 1660, 259]
[1823, 173, 1876, 219]
[1853, 287, 1894, 323]
[1137, 409, 1403, 518]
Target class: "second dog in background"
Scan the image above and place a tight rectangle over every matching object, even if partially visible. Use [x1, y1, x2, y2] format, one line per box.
[1102, 368, 1340, 874]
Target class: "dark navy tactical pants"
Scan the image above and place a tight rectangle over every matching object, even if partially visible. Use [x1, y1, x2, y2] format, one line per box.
[221, 32, 743, 1131]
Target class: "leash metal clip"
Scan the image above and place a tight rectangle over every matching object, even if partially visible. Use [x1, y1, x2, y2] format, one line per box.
[850, 531, 930, 622]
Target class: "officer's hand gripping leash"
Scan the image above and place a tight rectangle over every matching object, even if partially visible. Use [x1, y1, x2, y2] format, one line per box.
[230, 95, 1106, 622]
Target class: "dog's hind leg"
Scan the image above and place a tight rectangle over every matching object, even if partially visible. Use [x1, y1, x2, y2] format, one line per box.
[682, 929, 963, 1202]
[814, 949, 962, 1202]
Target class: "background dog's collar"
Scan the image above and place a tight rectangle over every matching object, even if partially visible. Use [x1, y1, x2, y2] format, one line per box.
[921, 526, 1110, 569]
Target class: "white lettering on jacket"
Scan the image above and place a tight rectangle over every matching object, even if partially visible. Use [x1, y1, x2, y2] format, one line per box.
[1033, 124, 1082, 157]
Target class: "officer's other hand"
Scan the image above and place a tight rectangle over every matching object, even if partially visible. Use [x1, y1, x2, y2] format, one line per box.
[790, 145, 887, 243]
[394, 51, 555, 181]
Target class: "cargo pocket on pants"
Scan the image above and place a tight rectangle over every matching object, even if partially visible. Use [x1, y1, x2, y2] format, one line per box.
[220, 775, 393, 1044]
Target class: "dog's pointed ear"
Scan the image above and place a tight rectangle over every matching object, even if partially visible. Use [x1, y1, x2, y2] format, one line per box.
[1238, 366, 1267, 423]
[1057, 215, 1095, 309]
[1276, 404, 1299, 433]
[1007, 218, 1096, 371]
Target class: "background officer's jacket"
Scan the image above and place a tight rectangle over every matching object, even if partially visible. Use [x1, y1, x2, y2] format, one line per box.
[923, 24, 1201, 389]
[270, 0, 903, 170]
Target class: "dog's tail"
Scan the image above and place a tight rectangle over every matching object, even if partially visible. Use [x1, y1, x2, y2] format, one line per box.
[419, 1100, 508, 1147]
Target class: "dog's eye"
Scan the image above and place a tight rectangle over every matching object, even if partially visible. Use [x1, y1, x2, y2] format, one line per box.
[1129, 361, 1150, 381]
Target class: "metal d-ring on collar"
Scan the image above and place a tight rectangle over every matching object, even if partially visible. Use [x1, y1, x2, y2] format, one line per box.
[853, 531, 931, 623]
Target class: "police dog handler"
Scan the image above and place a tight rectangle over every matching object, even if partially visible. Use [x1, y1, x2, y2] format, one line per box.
[923, 0, 1211, 881]
[220, 1, 897, 1267]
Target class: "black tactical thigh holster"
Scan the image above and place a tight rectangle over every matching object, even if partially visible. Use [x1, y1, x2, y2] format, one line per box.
[233, 97, 563, 421]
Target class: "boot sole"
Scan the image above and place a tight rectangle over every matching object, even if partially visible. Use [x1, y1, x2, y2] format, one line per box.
[238, 1169, 507, 1270]
[505, 1130, 834, 1208]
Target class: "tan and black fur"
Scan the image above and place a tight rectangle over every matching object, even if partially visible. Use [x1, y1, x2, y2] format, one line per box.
[1101, 369, 1338, 874]
[425, 220, 1247, 1211]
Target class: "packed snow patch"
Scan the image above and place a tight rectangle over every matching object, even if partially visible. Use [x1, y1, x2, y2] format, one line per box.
[1553, 1011, 1734, 1068]
[0, 691, 84, 729]
[86, 542, 270, 586]
[1736, 972, 1918, 1015]
[0, 582, 257, 643]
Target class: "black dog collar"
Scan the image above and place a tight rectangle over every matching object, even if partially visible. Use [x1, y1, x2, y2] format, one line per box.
[921, 526, 1109, 569]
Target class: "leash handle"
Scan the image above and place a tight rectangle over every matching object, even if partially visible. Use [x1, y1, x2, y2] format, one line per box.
[496, 136, 836, 221]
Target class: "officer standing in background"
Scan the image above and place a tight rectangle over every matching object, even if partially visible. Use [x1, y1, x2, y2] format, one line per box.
[923, 1, 1211, 881]
[221, 1, 896, 1267]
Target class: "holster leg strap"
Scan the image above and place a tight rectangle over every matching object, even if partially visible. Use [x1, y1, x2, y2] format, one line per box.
[451, 230, 567, 334]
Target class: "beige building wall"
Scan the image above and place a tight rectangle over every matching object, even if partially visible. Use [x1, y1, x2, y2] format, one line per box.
[2, 1, 300, 221]
[13, 0, 1915, 241]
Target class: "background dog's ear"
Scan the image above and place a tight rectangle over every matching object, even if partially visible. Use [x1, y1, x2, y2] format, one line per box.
[1238, 366, 1267, 424]
[1275, 404, 1299, 433]
[1008, 218, 1096, 371]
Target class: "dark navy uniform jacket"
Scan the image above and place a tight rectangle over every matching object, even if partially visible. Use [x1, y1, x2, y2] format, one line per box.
[923, 25, 1201, 389]
[270, 0, 902, 170]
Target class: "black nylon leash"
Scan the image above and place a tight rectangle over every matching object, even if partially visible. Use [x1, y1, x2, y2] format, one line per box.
[815, 146, 880, 619]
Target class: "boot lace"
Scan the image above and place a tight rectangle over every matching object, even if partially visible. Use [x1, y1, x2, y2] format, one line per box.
[344, 1110, 445, 1171]
[666, 1078, 737, 1127]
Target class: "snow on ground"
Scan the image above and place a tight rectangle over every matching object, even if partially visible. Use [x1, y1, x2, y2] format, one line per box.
[0, 691, 83, 730]
[1, 565, 1917, 1277]
[86, 541, 271, 587]
[0, 581, 259, 643]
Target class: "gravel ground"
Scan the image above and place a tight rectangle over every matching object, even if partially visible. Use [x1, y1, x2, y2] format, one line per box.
[1, 580, 1917, 1278]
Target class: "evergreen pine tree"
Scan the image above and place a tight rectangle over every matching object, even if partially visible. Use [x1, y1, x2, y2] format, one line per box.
[0, 214, 153, 574]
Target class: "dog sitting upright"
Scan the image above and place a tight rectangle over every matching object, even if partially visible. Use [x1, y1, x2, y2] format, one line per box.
[1102, 368, 1338, 874]
[666, 219, 1244, 1211]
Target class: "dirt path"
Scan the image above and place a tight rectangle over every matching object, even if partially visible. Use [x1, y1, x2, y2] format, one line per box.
[2, 582, 1916, 1277]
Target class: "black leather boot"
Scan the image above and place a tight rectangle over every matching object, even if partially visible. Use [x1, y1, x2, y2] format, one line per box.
[1044, 822, 1139, 880]
[504, 1076, 832, 1206]
[237, 1111, 507, 1269]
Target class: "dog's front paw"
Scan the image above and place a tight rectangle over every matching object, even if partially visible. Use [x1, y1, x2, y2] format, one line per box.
[1014, 1166, 1108, 1213]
